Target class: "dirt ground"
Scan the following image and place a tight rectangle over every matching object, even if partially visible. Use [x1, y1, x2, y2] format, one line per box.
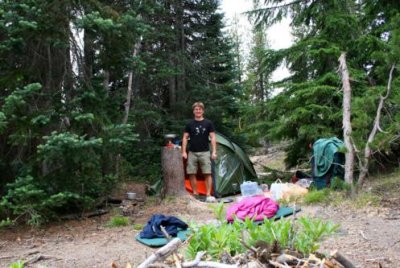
[1, 155, 400, 268]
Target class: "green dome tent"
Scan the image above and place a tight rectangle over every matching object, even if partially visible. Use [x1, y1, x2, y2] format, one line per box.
[149, 133, 257, 197]
[184, 132, 257, 197]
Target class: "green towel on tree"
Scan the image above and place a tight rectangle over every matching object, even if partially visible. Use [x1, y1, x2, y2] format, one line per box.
[313, 137, 344, 177]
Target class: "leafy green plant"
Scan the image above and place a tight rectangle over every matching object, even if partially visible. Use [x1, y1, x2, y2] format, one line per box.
[106, 216, 130, 227]
[330, 177, 351, 191]
[133, 223, 144, 231]
[9, 260, 24, 268]
[297, 217, 339, 241]
[186, 221, 245, 260]
[211, 201, 226, 223]
[295, 217, 339, 254]
[0, 217, 14, 228]
[186, 216, 339, 260]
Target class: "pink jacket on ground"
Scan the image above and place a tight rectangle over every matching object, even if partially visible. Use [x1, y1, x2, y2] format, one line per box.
[226, 195, 279, 222]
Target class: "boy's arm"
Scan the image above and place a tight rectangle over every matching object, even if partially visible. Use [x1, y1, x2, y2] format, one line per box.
[182, 132, 189, 159]
[210, 132, 217, 160]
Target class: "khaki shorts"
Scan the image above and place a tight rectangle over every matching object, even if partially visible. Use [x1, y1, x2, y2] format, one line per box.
[187, 151, 211, 174]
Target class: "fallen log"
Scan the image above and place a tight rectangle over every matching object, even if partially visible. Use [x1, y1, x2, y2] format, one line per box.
[60, 209, 108, 220]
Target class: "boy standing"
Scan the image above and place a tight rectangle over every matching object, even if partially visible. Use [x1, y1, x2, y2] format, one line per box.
[182, 102, 217, 202]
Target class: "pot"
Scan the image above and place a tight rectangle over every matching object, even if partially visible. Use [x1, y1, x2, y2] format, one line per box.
[126, 192, 136, 200]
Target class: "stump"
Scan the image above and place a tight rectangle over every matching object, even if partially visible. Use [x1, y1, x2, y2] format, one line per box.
[161, 147, 188, 196]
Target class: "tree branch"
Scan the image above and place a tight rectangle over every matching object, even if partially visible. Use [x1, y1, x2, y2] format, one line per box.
[249, 0, 305, 13]
[358, 64, 396, 187]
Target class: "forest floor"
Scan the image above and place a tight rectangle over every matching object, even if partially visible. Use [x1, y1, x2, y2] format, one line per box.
[1, 147, 400, 268]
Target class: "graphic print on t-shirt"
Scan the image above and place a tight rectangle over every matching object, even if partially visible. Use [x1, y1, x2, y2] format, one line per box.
[194, 125, 206, 135]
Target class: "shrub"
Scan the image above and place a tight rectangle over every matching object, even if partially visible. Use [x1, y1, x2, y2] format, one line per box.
[303, 188, 331, 204]
[353, 192, 381, 208]
[330, 177, 351, 191]
[0, 175, 82, 226]
[106, 216, 130, 227]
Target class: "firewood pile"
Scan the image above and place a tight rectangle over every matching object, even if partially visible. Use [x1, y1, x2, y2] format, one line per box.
[128, 237, 357, 268]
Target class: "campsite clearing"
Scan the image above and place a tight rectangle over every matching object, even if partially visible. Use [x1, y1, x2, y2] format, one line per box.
[1, 147, 400, 268]
[0, 179, 399, 268]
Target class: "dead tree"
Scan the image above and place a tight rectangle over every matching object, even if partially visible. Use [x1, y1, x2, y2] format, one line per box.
[339, 52, 397, 191]
[161, 147, 188, 197]
[338, 53, 355, 186]
[357, 64, 396, 188]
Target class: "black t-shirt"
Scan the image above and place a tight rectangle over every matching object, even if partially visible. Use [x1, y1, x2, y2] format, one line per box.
[184, 119, 215, 152]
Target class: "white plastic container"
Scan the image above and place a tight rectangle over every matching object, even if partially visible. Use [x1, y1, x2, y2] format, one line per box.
[240, 181, 259, 197]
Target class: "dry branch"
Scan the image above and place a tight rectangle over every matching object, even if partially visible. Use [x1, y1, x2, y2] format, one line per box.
[138, 238, 182, 268]
[181, 262, 237, 267]
[0, 255, 14, 260]
[26, 254, 62, 264]
[358, 64, 396, 187]
[330, 250, 356, 268]
[181, 251, 206, 267]
[268, 260, 288, 268]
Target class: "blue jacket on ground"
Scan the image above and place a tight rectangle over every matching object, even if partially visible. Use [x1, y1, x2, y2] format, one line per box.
[139, 214, 188, 239]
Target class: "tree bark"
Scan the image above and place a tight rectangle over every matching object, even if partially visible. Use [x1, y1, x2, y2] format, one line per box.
[103, 70, 110, 94]
[123, 41, 141, 124]
[161, 147, 188, 197]
[176, 0, 186, 116]
[117, 40, 141, 176]
[168, 56, 177, 109]
[358, 64, 396, 188]
[338, 53, 355, 187]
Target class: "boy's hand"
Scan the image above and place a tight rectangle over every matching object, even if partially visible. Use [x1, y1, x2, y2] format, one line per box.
[211, 152, 217, 160]
[182, 152, 188, 159]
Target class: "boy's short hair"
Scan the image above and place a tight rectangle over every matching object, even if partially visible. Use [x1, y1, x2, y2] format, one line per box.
[192, 102, 205, 110]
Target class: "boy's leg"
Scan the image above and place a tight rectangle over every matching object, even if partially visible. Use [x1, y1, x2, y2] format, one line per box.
[198, 151, 212, 195]
[198, 152, 216, 202]
[204, 174, 212, 196]
[187, 152, 199, 195]
[204, 173, 216, 202]
[189, 174, 198, 195]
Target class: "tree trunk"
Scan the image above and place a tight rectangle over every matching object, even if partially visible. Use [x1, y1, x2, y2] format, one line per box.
[117, 40, 141, 176]
[168, 56, 177, 110]
[161, 147, 188, 197]
[123, 41, 141, 124]
[83, 29, 95, 82]
[103, 70, 110, 94]
[176, 0, 186, 116]
[338, 53, 355, 187]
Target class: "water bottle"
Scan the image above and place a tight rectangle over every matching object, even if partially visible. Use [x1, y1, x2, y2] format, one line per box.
[240, 181, 258, 197]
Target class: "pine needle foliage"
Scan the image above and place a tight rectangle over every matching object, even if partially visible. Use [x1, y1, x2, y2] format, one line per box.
[241, 0, 400, 170]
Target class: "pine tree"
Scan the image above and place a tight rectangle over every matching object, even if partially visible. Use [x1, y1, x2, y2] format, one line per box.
[247, 0, 399, 177]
